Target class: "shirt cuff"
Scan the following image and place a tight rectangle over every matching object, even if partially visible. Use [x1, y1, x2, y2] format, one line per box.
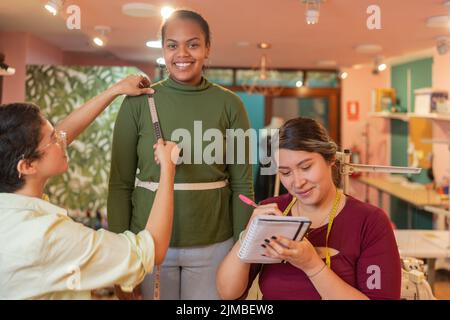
[119, 230, 155, 292]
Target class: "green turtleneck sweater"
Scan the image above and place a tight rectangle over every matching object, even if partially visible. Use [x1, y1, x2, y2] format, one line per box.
[107, 77, 254, 247]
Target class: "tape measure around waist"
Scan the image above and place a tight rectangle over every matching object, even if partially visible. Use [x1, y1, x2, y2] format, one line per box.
[135, 178, 228, 192]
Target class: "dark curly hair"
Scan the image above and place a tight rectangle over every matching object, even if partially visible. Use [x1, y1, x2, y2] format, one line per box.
[0, 103, 44, 193]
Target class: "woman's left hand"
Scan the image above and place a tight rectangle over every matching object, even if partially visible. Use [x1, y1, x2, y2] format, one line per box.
[111, 75, 154, 96]
[264, 236, 325, 275]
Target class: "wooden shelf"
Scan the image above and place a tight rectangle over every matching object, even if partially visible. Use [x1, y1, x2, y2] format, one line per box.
[369, 112, 450, 122]
[357, 176, 445, 208]
[369, 112, 409, 122]
[408, 113, 450, 121]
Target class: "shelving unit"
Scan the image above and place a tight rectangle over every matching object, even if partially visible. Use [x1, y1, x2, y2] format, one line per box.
[369, 112, 410, 122]
[369, 112, 450, 122]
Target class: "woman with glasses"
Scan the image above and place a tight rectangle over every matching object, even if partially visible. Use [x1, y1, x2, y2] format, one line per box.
[0, 75, 180, 299]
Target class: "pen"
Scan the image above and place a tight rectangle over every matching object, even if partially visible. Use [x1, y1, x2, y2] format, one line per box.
[239, 194, 258, 208]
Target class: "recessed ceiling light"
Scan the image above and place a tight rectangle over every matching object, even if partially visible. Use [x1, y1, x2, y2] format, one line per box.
[161, 6, 175, 19]
[122, 3, 158, 17]
[426, 15, 450, 28]
[355, 44, 382, 54]
[236, 41, 250, 47]
[146, 40, 162, 48]
[317, 60, 337, 67]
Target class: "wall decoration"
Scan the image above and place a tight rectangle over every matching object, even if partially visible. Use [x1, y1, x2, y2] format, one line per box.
[26, 65, 140, 213]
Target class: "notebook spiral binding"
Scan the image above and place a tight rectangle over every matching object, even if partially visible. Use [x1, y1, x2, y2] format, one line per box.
[238, 219, 258, 259]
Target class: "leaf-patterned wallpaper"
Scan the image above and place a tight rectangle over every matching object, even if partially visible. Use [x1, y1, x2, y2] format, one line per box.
[26, 65, 140, 214]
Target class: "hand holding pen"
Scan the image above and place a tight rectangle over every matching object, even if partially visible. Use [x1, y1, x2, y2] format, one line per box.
[239, 194, 290, 261]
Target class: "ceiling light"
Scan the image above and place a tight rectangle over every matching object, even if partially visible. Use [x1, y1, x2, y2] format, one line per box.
[44, 0, 63, 16]
[377, 63, 387, 72]
[161, 6, 175, 19]
[373, 57, 387, 74]
[156, 57, 166, 65]
[355, 44, 382, 55]
[446, 1, 450, 28]
[302, 0, 324, 25]
[93, 26, 111, 47]
[146, 40, 162, 48]
[317, 60, 337, 67]
[426, 16, 450, 28]
[339, 71, 348, 80]
[122, 3, 158, 17]
[241, 47, 283, 96]
[296, 80, 303, 87]
[436, 36, 450, 55]
[236, 41, 250, 47]
[258, 42, 271, 49]
[93, 37, 105, 47]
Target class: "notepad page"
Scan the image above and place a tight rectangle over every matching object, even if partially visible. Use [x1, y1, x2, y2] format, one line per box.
[238, 216, 310, 264]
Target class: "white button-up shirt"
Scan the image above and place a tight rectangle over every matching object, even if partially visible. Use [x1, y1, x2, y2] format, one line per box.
[0, 193, 154, 299]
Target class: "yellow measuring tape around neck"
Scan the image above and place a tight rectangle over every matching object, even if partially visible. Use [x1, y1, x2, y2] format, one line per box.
[283, 197, 297, 216]
[325, 190, 342, 269]
[283, 190, 342, 269]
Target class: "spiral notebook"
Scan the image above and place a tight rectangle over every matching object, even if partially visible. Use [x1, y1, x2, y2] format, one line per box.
[238, 215, 311, 264]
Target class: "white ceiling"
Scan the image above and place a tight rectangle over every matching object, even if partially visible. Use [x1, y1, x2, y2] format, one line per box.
[1, 0, 449, 68]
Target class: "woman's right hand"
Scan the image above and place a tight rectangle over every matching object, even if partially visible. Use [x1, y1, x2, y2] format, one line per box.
[246, 203, 283, 230]
[153, 139, 180, 172]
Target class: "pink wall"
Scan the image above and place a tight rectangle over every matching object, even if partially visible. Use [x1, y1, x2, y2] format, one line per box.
[432, 53, 450, 187]
[341, 51, 450, 214]
[0, 32, 63, 103]
[340, 65, 392, 214]
[1, 31, 155, 105]
[0, 32, 28, 103]
[63, 52, 155, 78]
[26, 34, 63, 65]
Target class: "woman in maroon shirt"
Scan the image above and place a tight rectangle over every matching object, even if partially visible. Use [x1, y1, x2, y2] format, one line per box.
[216, 117, 401, 300]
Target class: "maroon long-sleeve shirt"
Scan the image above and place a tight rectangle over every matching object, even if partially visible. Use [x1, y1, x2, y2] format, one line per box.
[247, 194, 401, 300]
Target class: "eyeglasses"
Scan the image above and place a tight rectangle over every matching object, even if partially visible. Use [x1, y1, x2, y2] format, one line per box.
[17, 130, 68, 178]
[38, 130, 68, 152]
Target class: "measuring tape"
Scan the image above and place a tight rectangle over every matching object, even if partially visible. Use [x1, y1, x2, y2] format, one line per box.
[146, 93, 163, 300]
[148, 95, 163, 141]
[282, 191, 342, 269]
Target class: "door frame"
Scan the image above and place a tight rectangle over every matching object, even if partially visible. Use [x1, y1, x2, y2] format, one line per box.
[225, 86, 341, 145]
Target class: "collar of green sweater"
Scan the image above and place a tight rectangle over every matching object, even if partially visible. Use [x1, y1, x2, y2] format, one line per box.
[162, 76, 212, 93]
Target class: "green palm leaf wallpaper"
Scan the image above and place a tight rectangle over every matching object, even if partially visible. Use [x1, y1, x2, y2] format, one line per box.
[26, 65, 140, 215]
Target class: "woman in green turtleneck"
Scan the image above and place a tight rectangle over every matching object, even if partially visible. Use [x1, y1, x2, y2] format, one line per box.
[107, 10, 254, 300]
